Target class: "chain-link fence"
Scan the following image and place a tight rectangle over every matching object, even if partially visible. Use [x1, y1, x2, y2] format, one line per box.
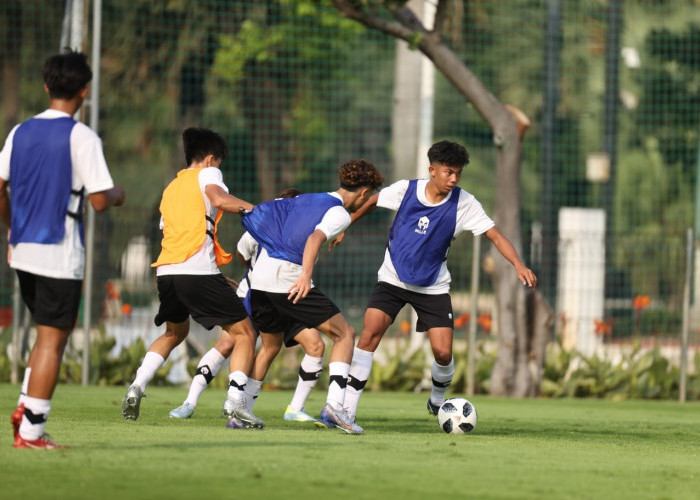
[1, 1, 699, 383]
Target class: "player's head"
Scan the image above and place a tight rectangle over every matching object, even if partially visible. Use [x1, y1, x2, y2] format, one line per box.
[277, 188, 302, 199]
[182, 128, 228, 166]
[43, 49, 93, 100]
[338, 159, 384, 192]
[427, 140, 470, 169]
[427, 141, 468, 194]
[338, 159, 384, 212]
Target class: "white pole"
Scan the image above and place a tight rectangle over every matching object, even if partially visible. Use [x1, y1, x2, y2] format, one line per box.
[679, 227, 693, 403]
[409, 0, 437, 352]
[466, 234, 481, 397]
[81, 0, 102, 386]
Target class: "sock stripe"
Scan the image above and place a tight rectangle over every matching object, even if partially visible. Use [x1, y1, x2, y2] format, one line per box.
[348, 375, 367, 391]
[329, 374, 347, 390]
[431, 377, 452, 389]
[298, 367, 322, 382]
[229, 380, 246, 391]
[24, 407, 48, 425]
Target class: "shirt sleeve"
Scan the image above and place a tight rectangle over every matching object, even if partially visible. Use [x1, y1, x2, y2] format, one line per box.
[71, 123, 115, 194]
[377, 179, 410, 211]
[236, 231, 258, 261]
[456, 190, 495, 236]
[198, 166, 229, 193]
[315, 205, 351, 241]
[0, 126, 18, 181]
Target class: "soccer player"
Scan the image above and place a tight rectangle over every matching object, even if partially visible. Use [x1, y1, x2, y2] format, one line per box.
[121, 127, 264, 429]
[0, 50, 126, 449]
[169, 190, 327, 424]
[341, 140, 537, 423]
[242, 159, 384, 434]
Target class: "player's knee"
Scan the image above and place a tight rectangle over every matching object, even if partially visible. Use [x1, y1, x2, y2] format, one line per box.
[357, 329, 383, 351]
[304, 337, 325, 358]
[433, 349, 452, 366]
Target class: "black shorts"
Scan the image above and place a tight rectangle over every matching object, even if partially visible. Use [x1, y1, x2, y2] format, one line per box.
[366, 281, 454, 331]
[283, 323, 306, 348]
[250, 288, 341, 334]
[16, 270, 82, 329]
[154, 274, 249, 330]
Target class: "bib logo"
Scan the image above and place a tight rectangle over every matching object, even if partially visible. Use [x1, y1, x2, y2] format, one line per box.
[415, 216, 430, 235]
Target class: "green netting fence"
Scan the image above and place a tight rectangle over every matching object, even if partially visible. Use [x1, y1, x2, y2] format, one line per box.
[1, 0, 699, 384]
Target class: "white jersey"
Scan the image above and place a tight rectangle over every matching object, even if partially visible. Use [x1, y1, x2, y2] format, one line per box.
[235, 231, 258, 299]
[0, 109, 116, 279]
[156, 167, 229, 276]
[249, 192, 350, 293]
[376, 179, 495, 294]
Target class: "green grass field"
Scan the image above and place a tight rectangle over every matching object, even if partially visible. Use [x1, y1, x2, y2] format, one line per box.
[1, 384, 698, 500]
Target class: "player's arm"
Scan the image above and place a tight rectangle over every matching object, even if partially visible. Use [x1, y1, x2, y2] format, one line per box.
[89, 185, 126, 212]
[484, 226, 537, 288]
[288, 229, 327, 304]
[329, 192, 380, 249]
[205, 184, 254, 214]
[0, 178, 10, 227]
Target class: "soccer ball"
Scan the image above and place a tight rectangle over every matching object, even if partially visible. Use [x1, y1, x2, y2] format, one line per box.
[437, 398, 477, 434]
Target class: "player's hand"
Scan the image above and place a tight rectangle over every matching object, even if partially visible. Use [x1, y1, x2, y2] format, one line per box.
[288, 276, 311, 304]
[328, 231, 346, 251]
[516, 265, 537, 288]
[224, 276, 239, 292]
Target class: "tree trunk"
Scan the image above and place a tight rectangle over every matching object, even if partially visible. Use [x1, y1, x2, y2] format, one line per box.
[331, 0, 547, 396]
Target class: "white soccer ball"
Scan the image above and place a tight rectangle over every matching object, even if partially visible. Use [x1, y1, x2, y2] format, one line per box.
[437, 397, 477, 434]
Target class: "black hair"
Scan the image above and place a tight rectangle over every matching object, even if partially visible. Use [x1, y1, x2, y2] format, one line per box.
[277, 188, 302, 198]
[182, 128, 228, 165]
[42, 49, 93, 100]
[427, 140, 470, 168]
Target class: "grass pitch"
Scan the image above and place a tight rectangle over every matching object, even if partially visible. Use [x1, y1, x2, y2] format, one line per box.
[0, 384, 698, 500]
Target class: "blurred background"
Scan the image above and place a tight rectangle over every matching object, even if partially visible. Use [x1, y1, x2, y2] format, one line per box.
[0, 0, 698, 397]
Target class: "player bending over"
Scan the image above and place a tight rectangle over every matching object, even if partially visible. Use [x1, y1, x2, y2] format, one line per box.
[169, 190, 327, 424]
[242, 160, 384, 434]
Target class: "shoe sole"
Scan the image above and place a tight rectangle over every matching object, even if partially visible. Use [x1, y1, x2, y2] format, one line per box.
[231, 410, 265, 429]
[121, 397, 141, 420]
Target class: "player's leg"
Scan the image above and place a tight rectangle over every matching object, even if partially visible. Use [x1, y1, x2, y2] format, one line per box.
[124, 274, 192, 420]
[426, 327, 454, 414]
[14, 271, 80, 449]
[243, 331, 283, 411]
[16, 324, 71, 449]
[413, 292, 455, 414]
[314, 311, 366, 433]
[285, 328, 324, 421]
[344, 282, 405, 422]
[170, 332, 233, 418]
[343, 308, 393, 422]
[221, 317, 265, 428]
[123, 318, 190, 420]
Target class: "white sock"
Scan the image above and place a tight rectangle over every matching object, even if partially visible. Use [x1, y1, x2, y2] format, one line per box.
[245, 379, 263, 411]
[19, 396, 51, 440]
[326, 361, 350, 410]
[289, 354, 323, 412]
[132, 351, 165, 392]
[18, 367, 31, 406]
[430, 357, 454, 407]
[227, 370, 248, 403]
[184, 348, 226, 407]
[344, 347, 373, 421]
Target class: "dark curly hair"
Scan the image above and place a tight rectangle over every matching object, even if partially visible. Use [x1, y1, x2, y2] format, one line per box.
[338, 159, 384, 191]
[427, 140, 470, 167]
